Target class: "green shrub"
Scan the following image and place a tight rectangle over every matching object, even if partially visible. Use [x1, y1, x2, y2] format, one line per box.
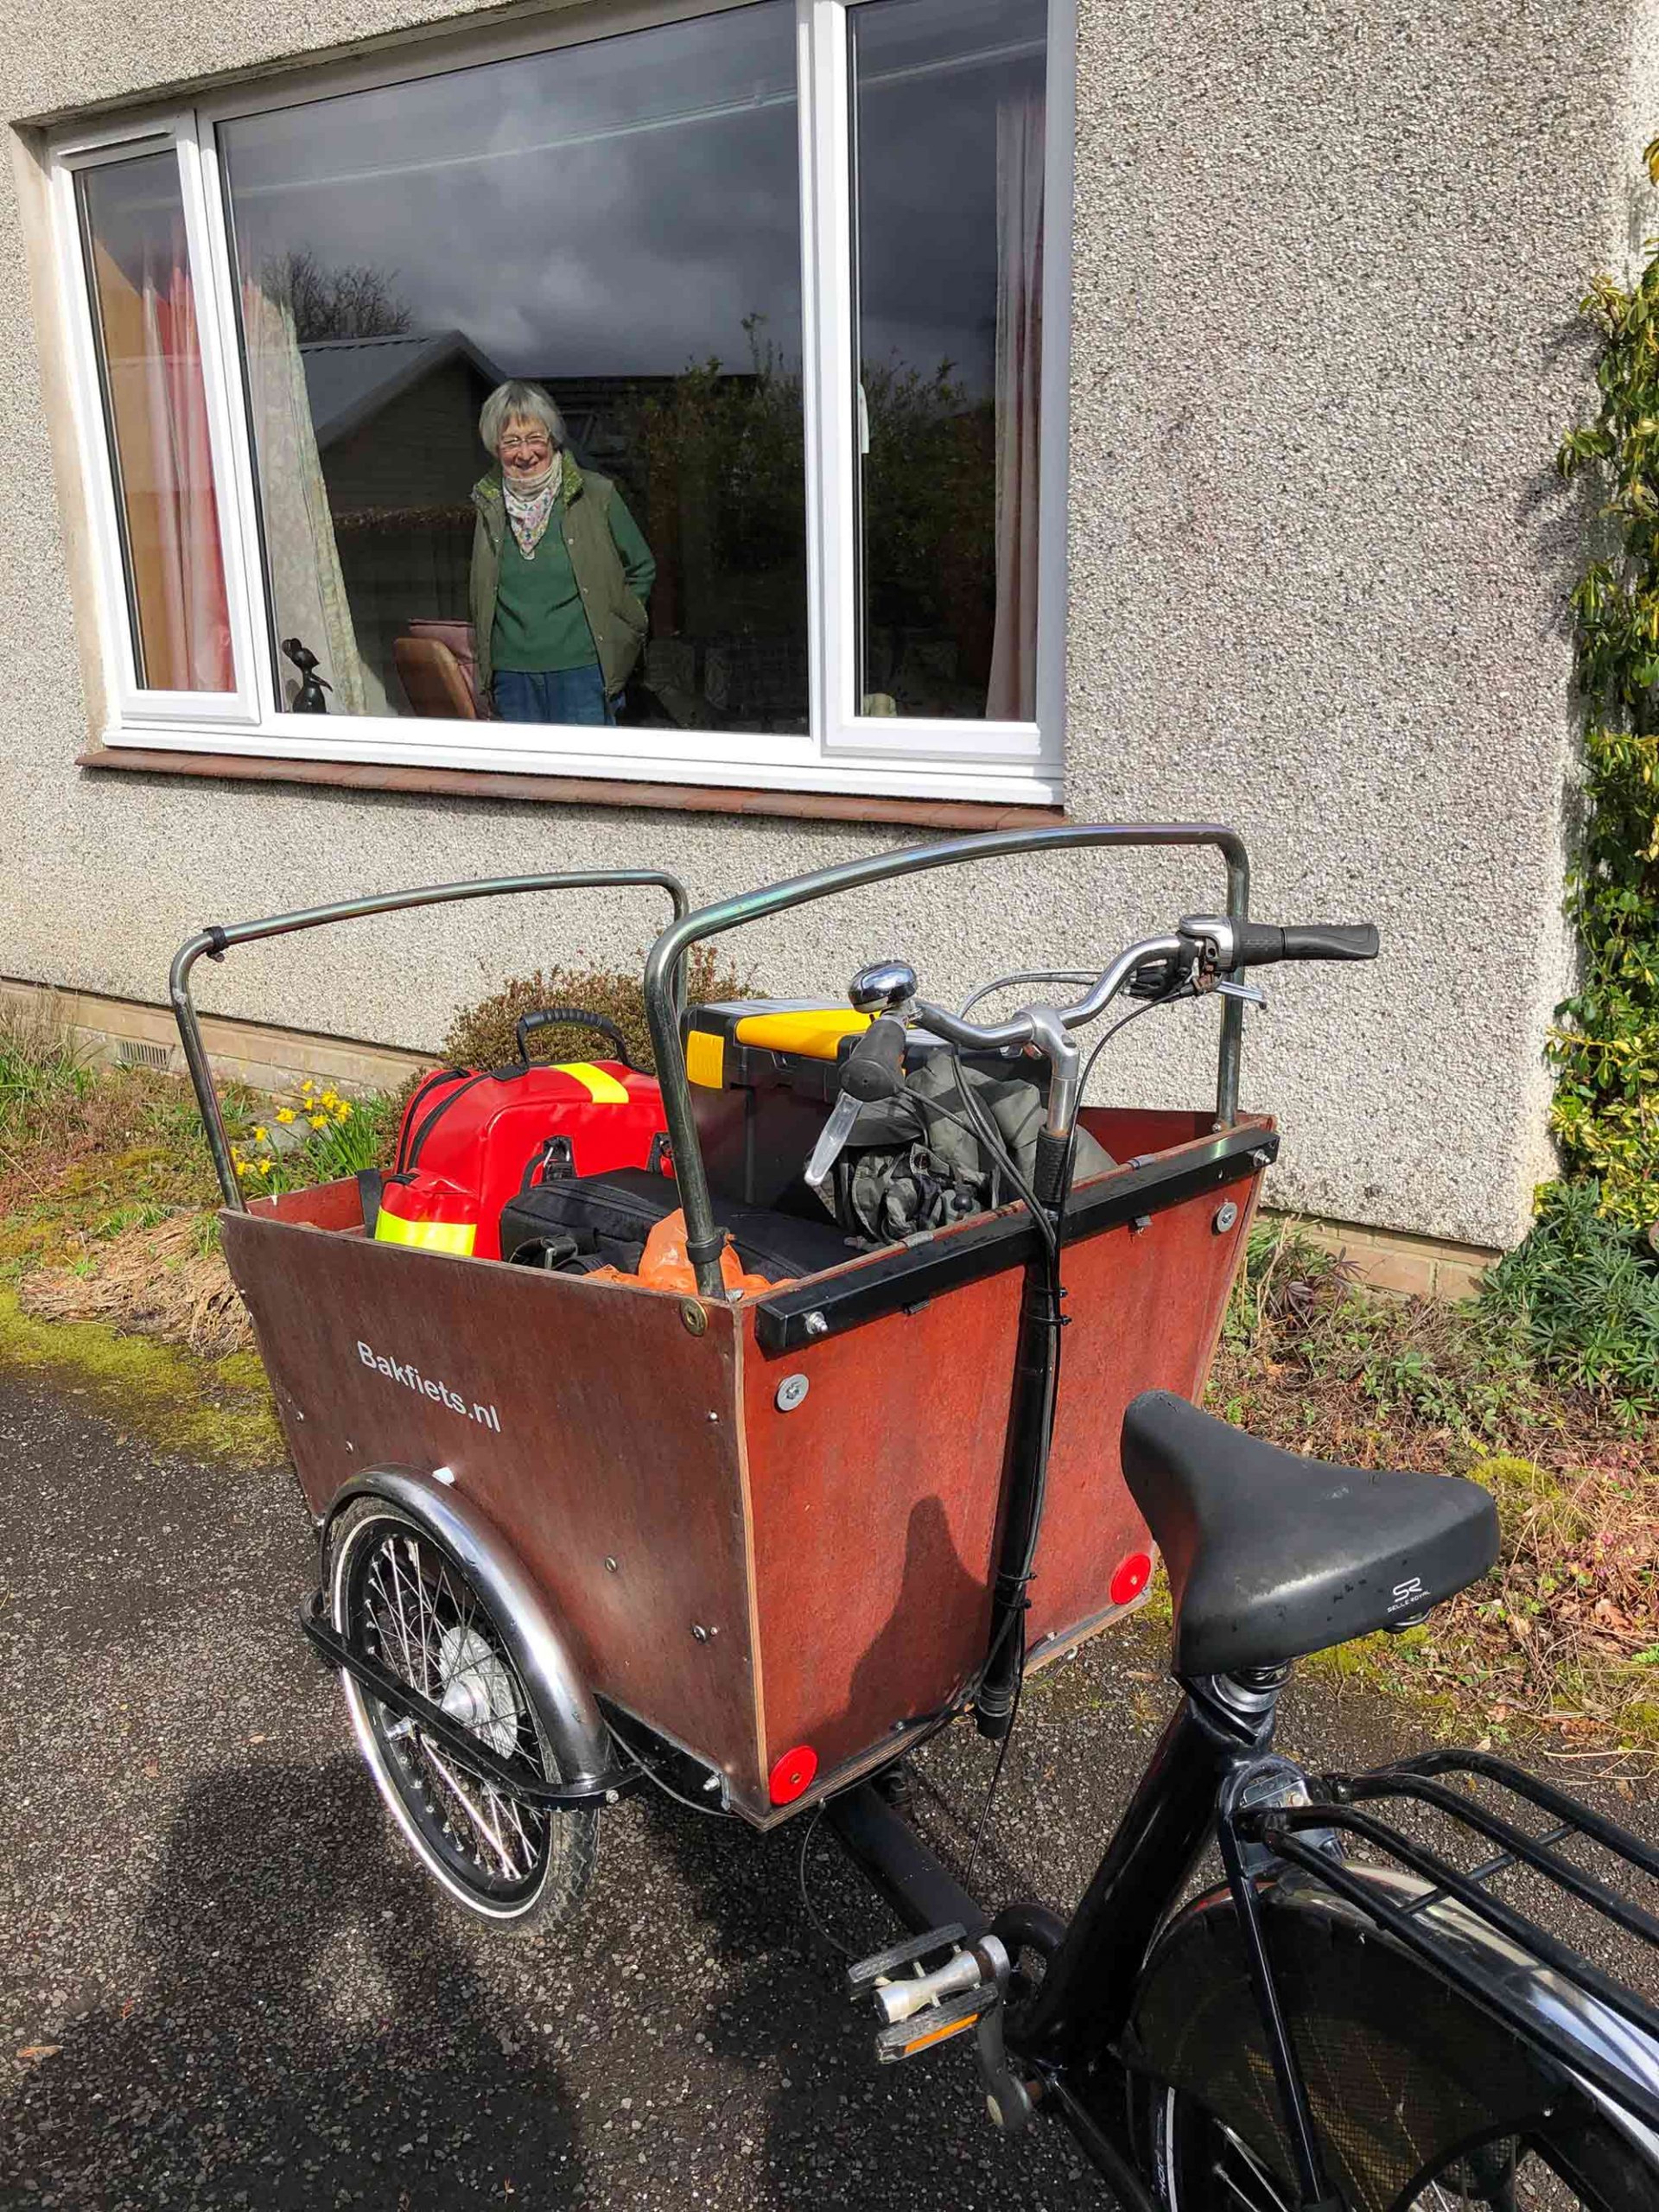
[430, 944, 752, 1081]
[379, 946, 755, 1160]
[1554, 188, 1659, 1233]
[1480, 1179, 1659, 1409]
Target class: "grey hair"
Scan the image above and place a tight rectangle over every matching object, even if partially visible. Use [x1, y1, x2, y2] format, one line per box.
[479, 379, 565, 454]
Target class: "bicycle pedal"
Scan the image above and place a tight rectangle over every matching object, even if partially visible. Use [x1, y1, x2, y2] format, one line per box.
[874, 1986, 994, 2064]
[844, 1923, 966, 1998]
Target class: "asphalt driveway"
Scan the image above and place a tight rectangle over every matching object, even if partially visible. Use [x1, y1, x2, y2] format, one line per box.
[1, 1357, 1651, 2211]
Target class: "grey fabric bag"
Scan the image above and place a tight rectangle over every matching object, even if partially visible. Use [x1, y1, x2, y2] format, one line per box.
[826, 1057, 1113, 1245]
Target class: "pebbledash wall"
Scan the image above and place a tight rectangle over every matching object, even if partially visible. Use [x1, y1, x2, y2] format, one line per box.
[1, 0, 1653, 1259]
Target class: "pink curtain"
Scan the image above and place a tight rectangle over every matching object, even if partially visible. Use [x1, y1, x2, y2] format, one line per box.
[137, 250, 235, 690]
[92, 219, 234, 694]
[986, 92, 1045, 724]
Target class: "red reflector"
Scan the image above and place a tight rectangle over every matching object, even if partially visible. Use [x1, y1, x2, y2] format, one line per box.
[768, 1744, 818, 1805]
[1110, 1552, 1154, 1607]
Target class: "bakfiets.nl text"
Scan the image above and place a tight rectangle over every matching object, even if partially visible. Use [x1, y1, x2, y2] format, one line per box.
[356, 1340, 502, 1432]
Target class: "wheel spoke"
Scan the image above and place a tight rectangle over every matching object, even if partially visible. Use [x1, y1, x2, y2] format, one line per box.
[1212, 2123, 1295, 2212]
[420, 1739, 522, 1878]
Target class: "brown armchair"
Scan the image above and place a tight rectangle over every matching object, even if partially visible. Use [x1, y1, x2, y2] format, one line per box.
[395, 620, 482, 719]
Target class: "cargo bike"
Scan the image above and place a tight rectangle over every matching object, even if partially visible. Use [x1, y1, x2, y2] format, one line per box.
[171, 823, 1659, 2212]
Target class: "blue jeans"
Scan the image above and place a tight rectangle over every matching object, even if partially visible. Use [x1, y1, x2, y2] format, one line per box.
[493, 664, 614, 726]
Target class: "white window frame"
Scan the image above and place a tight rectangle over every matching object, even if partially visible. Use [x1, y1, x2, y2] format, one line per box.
[50, 113, 266, 728]
[46, 0, 1073, 805]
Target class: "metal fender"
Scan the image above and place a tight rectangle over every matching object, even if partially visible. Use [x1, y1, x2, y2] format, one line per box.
[1129, 1860, 1659, 2185]
[322, 1466, 615, 1791]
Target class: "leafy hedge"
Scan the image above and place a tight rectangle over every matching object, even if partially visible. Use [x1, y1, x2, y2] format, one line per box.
[1553, 146, 1659, 1234]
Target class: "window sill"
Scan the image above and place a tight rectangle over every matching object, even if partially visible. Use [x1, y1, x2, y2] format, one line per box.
[76, 745, 1068, 832]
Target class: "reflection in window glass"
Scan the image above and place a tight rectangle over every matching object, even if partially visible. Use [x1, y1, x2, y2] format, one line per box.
[219, 3, 807, 730]
[851, 0, 1046, 722]
[77, 154, 234, 692]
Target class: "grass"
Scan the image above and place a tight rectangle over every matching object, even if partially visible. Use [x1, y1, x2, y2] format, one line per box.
[1212, 1219, 1657, 1756]
[0, 1284, 282, 1464]
[0, 1014, 395, 1355]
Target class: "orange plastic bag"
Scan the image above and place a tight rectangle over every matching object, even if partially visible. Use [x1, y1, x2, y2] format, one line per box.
[636, 1208, 785, 1298]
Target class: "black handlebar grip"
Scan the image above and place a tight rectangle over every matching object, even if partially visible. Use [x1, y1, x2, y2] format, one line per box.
[839, 1014, 908, 1103]
[1232, 922, 1380, 968]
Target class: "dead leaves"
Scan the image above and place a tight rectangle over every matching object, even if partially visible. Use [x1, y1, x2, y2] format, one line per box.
[17, 1212, 251, 1357]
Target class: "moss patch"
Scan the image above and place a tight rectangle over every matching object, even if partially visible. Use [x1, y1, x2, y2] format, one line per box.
[0, 1285, 283, 1465]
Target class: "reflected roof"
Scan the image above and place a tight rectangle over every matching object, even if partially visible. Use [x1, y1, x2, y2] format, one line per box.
[299, 331, 508, 448]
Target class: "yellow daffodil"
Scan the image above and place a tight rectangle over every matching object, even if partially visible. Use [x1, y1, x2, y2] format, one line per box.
[320, 1090, 339, 1108]
[334, 1102, 353, 1121]
[253, 1126, 268, 1142]
[275, 1108, 296, 1124]
[258, 1158, 275, 1173]
[308, 1113, 329, 1131]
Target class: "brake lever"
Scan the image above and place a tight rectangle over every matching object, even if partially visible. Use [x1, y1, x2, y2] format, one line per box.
[804, 1090, 862, 1190]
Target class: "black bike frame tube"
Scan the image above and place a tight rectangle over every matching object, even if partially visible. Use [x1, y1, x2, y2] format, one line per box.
[827, 1781, 988, 1937]
[973, 1253, 1061, 1738]
[168, 870, 690, 1211]
[1215, 1780, 1334, 2208]
[1014, 1679, 1277, 2067]
[641, 823, 1249, 1295]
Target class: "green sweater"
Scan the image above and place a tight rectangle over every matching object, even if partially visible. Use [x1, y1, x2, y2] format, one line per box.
[491, 484, 655, 676]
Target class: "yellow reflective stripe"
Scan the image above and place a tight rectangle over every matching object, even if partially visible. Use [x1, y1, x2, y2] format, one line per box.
[554, 1060, 630, 1103]
[374, 1211, 476, 1256]
[685, 1031, 725, 1089]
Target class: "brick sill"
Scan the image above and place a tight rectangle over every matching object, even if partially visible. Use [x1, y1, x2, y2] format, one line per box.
[76, 746, 1067, 833]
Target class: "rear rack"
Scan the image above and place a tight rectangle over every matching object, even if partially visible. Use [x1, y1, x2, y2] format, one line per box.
[1238, 1748, 1659, 2135]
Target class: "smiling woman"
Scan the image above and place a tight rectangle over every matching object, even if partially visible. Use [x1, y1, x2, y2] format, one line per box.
[50, 0, 1070, 804]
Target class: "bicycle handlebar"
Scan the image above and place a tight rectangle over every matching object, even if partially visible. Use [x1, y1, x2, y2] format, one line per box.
[1179, 914, 1379, 971]
[913, 935, 1184, 1058]
[912, 916, 1379, 1060]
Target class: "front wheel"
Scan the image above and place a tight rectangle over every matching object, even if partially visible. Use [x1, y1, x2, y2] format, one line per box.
[327, 1497, 599, 1926]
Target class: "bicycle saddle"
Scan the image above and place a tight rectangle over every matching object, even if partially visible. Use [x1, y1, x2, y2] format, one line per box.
[1121, 1390, 1498, 1676]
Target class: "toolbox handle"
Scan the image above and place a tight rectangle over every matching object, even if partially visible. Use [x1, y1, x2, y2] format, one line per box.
[516, 1007, 634, 1069]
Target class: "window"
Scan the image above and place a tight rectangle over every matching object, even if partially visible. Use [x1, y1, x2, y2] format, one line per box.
[49, 1, 1072, 803]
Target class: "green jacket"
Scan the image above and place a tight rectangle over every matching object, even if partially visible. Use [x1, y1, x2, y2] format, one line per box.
[469, 454, 655, 702]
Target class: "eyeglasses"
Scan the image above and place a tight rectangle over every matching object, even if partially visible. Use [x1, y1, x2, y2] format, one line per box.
[499, 433, 552, 454]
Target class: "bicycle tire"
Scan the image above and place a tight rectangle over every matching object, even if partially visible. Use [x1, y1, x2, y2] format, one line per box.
[1123, 1884, 1656, 2212]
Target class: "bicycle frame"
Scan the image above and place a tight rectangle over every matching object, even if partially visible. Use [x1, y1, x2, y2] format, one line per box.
[829, 1662, 1659, 2206]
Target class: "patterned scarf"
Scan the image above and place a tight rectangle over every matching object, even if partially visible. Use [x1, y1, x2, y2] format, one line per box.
[502, 460, 559, 561]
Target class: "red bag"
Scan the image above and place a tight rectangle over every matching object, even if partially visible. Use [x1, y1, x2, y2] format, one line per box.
[382, 1019, 669, 1262]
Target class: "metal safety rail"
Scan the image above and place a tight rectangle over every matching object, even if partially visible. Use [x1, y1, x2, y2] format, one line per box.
[168, 869, 690, 1211]
[1239, 1748, 1659, 2133]
[642, 822, 1251, 1297]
